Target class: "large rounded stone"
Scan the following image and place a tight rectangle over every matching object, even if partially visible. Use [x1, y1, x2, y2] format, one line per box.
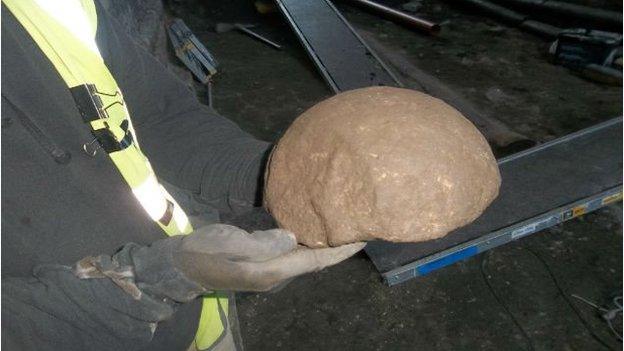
[264, 87, 501, 248]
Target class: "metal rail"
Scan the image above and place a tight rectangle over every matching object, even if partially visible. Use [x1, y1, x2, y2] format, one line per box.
[384, 186, 622, 286]
[275, 0, 402, 93]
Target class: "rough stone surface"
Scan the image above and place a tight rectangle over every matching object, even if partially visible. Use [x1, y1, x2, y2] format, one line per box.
[264, 86, 501, 247]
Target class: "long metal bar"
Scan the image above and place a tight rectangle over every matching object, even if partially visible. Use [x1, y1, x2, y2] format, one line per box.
[275, 0, 402, 93]
[275, 0, 338, 92]
[451, 0, 561, 38]
[342, 0, 440, 35]
[494, 0, 622, 29]
[234, 24, 282, 50]
[384, 186, 623, 286]
[498, 116, 622, 165]
[324, 0, 403, 88]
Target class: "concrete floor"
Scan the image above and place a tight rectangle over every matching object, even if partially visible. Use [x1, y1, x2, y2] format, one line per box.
[173, 1, 622, 349]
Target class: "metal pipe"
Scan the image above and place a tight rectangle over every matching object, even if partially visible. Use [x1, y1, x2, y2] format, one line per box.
[519, 19, 560, 38]
[459, 0, 527, 24]
[494, 0, 622, 29]
[579, 64, 622, 86]
[234, 24, 283, 50]
[452, 0, 560, 39]
[343, 0, 441, 35]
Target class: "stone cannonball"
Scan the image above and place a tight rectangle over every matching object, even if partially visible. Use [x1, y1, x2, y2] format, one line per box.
[264, 87, 501, 248]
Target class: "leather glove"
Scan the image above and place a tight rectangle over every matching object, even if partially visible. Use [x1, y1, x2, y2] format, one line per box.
[129, 224, 365, 301]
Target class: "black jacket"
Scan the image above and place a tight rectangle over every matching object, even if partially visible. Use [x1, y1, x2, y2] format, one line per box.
[1, 2, 270, 350]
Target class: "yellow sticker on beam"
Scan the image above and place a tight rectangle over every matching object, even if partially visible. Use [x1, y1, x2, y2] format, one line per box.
[572, 206, 587, 217]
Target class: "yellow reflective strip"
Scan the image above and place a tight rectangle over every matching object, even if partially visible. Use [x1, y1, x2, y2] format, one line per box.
[131, 175, 168, 221]
[79, 0, 98, 36]
[156, 187, 192, 236]
[110, 150, 193, 235]
[171, 201, 191, 234]
[108, 149, 153, 188]
[158, 196, 192, 236]
[219, 296, 229, 318]
[3, 0, 113, 90]
[195, 295, 230, 350]
[33, 0, 99, 55]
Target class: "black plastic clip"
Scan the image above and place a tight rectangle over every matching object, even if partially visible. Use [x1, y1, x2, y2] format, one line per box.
[70, 84, 107, 123]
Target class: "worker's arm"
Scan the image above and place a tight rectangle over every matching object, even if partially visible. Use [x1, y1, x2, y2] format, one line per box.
[2, 225, 364, 351]
[95, 1, 271, 213]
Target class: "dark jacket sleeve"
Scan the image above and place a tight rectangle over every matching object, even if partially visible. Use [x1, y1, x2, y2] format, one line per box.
[94, 1, 272, 212]
[2, 241, 202, 351]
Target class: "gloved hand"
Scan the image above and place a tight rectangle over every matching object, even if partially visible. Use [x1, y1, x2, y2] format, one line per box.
[127, 224, 365, 301]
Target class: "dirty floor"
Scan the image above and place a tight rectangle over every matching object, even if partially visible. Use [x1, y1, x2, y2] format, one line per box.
[171, 0, 623, 349]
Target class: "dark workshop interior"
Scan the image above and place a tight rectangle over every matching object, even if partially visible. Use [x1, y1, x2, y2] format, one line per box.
[3, 0, 623, 350]
[113, 0, 622, 349]
[156, 0, 623, 349]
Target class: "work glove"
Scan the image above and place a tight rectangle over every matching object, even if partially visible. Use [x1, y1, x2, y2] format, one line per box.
[101, 224, 365, 302]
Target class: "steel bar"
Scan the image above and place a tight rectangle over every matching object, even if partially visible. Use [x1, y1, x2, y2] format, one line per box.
[382, 185, 622, 286]
[343, 0, 440, 35]
[275, 0, 402, 92]
[495, 0, 622, 29]
[452, 0, 560, 38]
[234, 24, 282, 50]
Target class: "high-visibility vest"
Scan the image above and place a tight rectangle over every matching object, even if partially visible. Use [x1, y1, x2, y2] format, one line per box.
[3, 0, 228, 349]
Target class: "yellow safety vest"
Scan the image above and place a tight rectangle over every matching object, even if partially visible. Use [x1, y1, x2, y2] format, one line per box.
[3, 0, 227, 349]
